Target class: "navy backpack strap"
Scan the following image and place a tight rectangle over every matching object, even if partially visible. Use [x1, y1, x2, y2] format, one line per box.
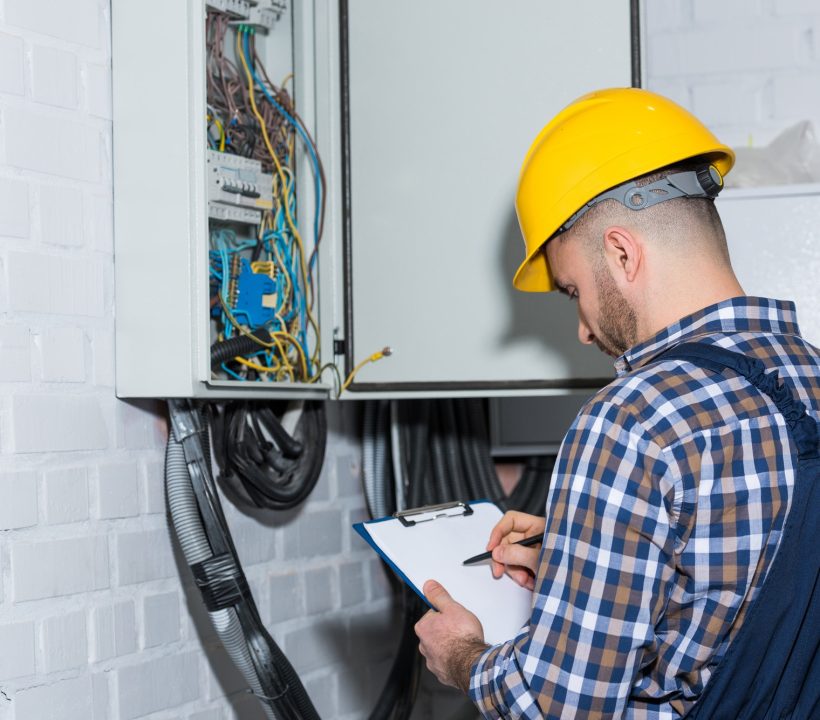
[658, 342, 818, 460]
[652, 341, 820, 720]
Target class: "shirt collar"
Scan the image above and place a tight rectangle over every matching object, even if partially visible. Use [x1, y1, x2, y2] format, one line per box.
[615, 296, 801, 376]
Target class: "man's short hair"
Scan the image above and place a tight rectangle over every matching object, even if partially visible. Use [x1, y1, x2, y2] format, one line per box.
[564, 159, 730, 264]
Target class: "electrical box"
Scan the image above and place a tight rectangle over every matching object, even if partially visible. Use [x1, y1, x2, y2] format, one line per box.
[112, 0, 635, 399]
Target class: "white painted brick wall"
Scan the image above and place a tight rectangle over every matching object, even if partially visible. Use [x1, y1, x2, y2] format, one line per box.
[0, 3, 466, 719]
[0, 326, 31, 381]
[40, 610, 87, 673]
[38, 185, 85, 248]
[0, 471, 37, 529]
[0, 622, 36, 679]
[0, 33, 24, 95]
[31, 45, 80, 109]
[14, 676, 95, 720]
[645, 0, 820, 147]
[12, 535, 109, 601]
[36, 326, 86, 382]
[141, 591, 180, 648]
[42, 467, 89, 525]
[91, 601, 137, 662]
[0, 179, 30, 238]
[11, 394, 108, 452]
[95, 460, 139, 519]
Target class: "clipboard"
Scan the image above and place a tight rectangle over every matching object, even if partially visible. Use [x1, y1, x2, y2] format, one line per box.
[353, 500, 532, 645]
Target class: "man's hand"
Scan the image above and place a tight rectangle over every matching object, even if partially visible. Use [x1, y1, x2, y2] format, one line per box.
[487, 510, 546, 590]
[414, 580, 489, 691]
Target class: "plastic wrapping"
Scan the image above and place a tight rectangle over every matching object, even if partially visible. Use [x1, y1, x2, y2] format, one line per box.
[727, 121, 820, 188]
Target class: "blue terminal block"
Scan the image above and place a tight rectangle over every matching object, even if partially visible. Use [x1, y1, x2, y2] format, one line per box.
[232, 258, 276, 328]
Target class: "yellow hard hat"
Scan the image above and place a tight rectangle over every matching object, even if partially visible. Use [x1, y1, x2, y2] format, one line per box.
[513, 87, 735, 292]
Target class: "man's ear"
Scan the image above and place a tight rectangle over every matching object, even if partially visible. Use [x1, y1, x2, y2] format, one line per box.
[602, 226, 642, 284]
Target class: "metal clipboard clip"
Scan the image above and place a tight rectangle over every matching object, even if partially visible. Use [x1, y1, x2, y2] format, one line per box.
[393, 501, 473, 527]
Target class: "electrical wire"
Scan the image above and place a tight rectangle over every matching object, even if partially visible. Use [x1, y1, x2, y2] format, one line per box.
[167, 400, 321, 720]
[236, 27, 320, 371]
[205, 12, 326, 386]
[209, 400, 326, 511]
[342, 347, 393, 391]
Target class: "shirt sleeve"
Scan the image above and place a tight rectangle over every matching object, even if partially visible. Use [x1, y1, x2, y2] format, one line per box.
[468, 398, 680, 719]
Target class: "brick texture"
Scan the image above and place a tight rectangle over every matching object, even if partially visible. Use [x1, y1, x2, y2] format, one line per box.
[646, 0, 820, 147]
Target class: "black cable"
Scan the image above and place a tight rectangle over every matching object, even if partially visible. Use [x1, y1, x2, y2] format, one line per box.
[168, 401, 320, 720]
[465, 400, 506, 506]
[210, 328, 274, 369]
[366, 399, 555, 720]
[211, 400, 326, 511]
[441, 400, 470, 502]
[406, 402, 429, 509]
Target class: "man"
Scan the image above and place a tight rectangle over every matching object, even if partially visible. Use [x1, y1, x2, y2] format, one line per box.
[414, 88, 820, 718]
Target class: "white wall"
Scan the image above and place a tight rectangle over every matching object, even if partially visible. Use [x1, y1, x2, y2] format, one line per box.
[0, 2, 408, 719]
[646, 0, 820, 347]
[646, 0, 820, 147]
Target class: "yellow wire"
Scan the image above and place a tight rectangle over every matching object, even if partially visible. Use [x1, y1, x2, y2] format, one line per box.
[234, 356, 280, 374]
[270, 334, 295, 381]
[236, 30, 321, 367]
[207, 114, 227, 151]
[217, 295, 296, 380]
[259, 214, 292, 305]
[217, 118, 226, 151]
[236, 32, 313, 314]
[272, 331, 308, 379]
[342, 348, 392, 391]
[310, 362, 344, 398]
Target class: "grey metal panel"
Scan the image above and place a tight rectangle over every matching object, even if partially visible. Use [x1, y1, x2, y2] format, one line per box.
[489, 394, 592, 456]
[344, 0, 631, 387]
[717, 185, 820, 347]
[113, 0, 200, 397]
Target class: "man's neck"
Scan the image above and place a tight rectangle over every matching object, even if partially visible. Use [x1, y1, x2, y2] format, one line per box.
[639, 271, 745, 344]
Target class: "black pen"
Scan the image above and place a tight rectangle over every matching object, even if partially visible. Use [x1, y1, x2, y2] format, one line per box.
[462, 534, 543, 565]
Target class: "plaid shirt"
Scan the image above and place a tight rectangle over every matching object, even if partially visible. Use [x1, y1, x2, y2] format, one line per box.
[470, 297, 820, 719]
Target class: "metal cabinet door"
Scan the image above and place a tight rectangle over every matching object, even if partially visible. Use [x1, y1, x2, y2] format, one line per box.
[334, 0, 633, 394]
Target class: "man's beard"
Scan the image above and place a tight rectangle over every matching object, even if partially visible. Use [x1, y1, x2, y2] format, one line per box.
[594, 264, 638, 358]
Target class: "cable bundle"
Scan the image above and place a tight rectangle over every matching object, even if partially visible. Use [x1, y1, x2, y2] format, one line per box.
[166, 400, 321, 720]
[363, 398, 554, 719]
[209, 400, 326, 511]
[206, 11, 326, 384]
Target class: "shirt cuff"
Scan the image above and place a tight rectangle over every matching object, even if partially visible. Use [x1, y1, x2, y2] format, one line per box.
[468, 641, 514, 719]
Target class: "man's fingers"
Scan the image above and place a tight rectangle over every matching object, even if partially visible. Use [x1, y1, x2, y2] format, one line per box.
[486, 511, 526, 549]
[486, 511, 546, 551]
[423, 579, 454, 610]
[507, 567, 535, 589]
[491, 543, 540, 573]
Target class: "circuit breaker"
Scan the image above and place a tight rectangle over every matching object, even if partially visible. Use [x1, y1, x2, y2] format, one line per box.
[112, 0, 635, 399]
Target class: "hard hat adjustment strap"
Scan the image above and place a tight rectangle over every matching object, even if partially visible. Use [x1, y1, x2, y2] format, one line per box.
[556, 165, 724, 235]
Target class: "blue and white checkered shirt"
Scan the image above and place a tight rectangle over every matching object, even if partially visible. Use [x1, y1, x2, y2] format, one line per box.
[469, 297, 820, 719]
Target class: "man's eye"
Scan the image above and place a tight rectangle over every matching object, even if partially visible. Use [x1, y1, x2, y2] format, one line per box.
[567, 289, 578, 301]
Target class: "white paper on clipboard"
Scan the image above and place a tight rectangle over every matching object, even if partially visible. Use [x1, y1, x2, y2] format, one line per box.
[353, 500, 533, 646]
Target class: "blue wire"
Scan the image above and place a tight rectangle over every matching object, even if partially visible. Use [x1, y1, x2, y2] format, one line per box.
[242, 30, 322, 272]
[221, 363, 247, 382]
[217, 34, 322, 378]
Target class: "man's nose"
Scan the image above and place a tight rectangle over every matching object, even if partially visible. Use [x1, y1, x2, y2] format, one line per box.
[578, 317, 595, 345]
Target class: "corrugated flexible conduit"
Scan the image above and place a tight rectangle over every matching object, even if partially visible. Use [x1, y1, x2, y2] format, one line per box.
[390, 400, 406, 513]
[165, 430, 278, 720]
[362, 400, 391, 519]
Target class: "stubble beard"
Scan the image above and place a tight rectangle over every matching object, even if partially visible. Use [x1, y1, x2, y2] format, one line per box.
[594, 264, 638, 358]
